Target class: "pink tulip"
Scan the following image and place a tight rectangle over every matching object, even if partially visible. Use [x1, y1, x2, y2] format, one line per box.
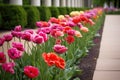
[38, 32, 48, 42]
[77, 23, 83, 28]
[11, 31, 22, 38]
[53, 44, 67, 54]
[14, 25, 22, 32]
[36, 21, 42, 28]
[2, 62, 15, 74]
[36, 21, 50, 28]
[50, 29, 64, 38]
[66, 21, 76, 27]
[40, 27, 51, 34]
[67, 30, 75, 36]
[0, 52, 6, 63]
[24, 66, 39, 78]
[51, 24, 63, 31]
[24, 29, 34, 34]
[4, 34, 13, 41]
[8, 48, 23, 60]
[32, 34, 44, 44]
[12, 42, 24, 51]
[0, 37, 5, 46]
[21, 32, 31, 41]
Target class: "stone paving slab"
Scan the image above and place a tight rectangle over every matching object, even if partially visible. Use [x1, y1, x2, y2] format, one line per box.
[96, 59, 120, 70]
[93, 71, 120, 80]
[99, 52, 120, 59]
[93, 15, 120, 80]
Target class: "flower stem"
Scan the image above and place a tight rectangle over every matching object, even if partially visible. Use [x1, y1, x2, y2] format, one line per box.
[2, 46, 4, 52]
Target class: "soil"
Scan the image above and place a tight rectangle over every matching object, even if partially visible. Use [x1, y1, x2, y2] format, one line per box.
[71, 26, 104, 80]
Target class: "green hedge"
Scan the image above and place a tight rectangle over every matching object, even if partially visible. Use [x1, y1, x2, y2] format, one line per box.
[66, 7, 71, 14]
[0, 5, 27, 30]
[24, 6, 40, 28]
[0, 5, 93, 30]
[58, 7, 67, 15]
[107, 11, 120, 14]
[23, 0, 30, 5]
[37, 6, 51, 21]
[49, 7, 59, 18]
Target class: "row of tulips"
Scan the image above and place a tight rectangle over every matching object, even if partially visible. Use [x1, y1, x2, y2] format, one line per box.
[0, 7, 104, 80]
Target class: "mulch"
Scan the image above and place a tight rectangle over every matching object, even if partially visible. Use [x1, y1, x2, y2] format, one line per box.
[71, 25, 104, 80]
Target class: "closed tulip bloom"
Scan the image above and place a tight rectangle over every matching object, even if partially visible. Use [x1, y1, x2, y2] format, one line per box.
[21, 32, 31, 41]
[49, 17, 60, 24]
[66, 21, 76, 27]
[0, 37, 5, 46]
[65, 35, 75, 44]
[53, 44, 67, 54]
[24, 29, 34, 34]
[11, 31, 22, 38]
[40, 27, 51, 34]
[14, 25, 22, 32]
[75, 31, 82, 38]
[24, 66, 39, 78]
[32, 34, 44, 44]
[4, 34, 13, 41]
[58, 15, 65, 20]
[2, 62, 15, 74]
[80, 27, 89, 32]
[38, 32, 48, 42]
[12, 42, 24, 51]
[67, 30, 75, 36]
[0, 52, 6, 63]
[8, 48, 23, 60]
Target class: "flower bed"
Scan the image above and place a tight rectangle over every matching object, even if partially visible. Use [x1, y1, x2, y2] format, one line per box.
[0, 8, 104, 80]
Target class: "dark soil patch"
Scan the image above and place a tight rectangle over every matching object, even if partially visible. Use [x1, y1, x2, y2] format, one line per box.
[71, 26, 104, 80]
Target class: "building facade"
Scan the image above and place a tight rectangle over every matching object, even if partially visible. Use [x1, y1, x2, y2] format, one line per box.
[8, 0, 92, 8]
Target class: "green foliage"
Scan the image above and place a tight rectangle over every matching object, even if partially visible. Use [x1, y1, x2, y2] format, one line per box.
[0, 0, 3, 4]
[93, 0, 114, 6]
[23, 0, 30, 5]
[24, 6, 40, 28]
[58, 7, 67, 15]
[49, 7, 59, 18]
[77, 8, 90, 11]
[0, 4, 27, 30]
[93, 0, 104, 6]
[66, 7, 72, 14]
[37, 6, 51, 21]
[107, 11, 120, 14]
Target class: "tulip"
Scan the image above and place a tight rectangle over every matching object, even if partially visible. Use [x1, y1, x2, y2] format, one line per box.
[2, 62, 15, 74]
[53, 44, 67, 54]
[24, 66, 39, 78]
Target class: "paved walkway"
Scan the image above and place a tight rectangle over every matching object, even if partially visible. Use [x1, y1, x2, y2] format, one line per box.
[93, 15, 120, 80]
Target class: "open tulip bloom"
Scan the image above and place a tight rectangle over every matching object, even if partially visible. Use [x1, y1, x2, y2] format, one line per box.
[0, 8, 104, 80]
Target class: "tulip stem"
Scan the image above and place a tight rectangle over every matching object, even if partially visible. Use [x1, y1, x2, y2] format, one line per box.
[14, 37, 16, 41]
[2, 46, 4, 52]
[19, 38, 21, 42]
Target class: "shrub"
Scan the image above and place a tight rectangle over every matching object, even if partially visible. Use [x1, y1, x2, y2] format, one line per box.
[24, 6, 40, 28]
[37, 6, 51, 21]
[0, 5, 27, 30]
[71, 7, 75, 11]
[49, 7, 59, 18]
[23, 0, 30, 5]
[107, 11, 120, 14]
[66, 7, 72, 14]
[58, 7, 67, 15]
